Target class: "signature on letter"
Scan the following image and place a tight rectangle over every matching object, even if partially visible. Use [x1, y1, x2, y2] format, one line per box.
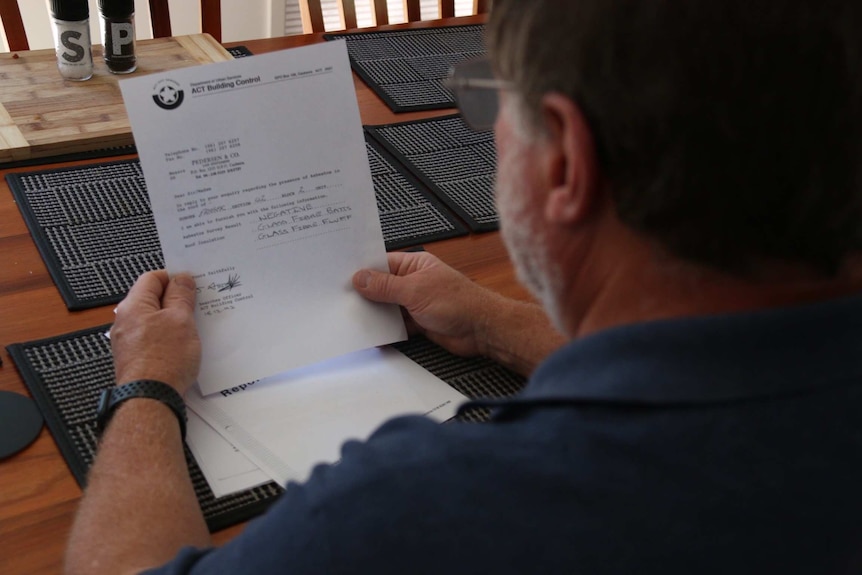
[208, 273, 242, 292]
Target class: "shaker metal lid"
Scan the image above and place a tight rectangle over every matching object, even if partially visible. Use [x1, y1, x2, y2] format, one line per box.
[98, 0, 135, 19]
[49, 0, 90, 21]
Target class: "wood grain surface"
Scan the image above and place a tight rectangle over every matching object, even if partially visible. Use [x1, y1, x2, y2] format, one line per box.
[0, 15, 533, 575]
[0, 34, 232, 164]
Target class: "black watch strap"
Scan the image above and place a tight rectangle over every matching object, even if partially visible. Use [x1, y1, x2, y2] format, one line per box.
[97, 380, 187, 439]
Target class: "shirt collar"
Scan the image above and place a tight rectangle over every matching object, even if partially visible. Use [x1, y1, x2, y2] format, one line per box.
[524, 293, 862, 405]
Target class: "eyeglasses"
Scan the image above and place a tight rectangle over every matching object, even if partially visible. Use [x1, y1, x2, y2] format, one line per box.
[445, 57, 512, 132]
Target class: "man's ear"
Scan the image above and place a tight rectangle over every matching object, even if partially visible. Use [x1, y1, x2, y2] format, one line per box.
[538, 93, 601, 225]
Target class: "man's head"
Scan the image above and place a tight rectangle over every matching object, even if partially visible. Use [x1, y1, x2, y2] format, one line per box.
[486, 0, 862, 277]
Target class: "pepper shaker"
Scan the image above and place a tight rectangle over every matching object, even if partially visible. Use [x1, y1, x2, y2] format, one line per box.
[99, 0, 137, 74]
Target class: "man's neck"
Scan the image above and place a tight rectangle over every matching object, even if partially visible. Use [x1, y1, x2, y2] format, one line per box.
[560, 224, 862, 339]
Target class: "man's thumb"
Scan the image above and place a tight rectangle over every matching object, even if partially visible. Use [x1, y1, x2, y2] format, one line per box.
[352, 269, 399, 303]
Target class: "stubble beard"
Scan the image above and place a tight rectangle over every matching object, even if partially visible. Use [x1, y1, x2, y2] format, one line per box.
[495, 131, 567, 333]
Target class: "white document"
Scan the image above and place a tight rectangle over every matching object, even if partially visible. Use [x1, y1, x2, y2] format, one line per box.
[185, 409, 271, 498]
[186, 347, 467, 486]
[120, 41, 406, 395]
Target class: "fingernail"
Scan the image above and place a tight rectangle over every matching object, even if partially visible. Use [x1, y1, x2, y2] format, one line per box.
[174, 274, 197, 291]
[354, 271, 370, 289]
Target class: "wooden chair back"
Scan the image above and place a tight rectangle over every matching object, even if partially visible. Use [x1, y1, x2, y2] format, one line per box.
[0, 0, 27, 51]
[299, 0, 490, 34]
[0, 0, 222, 52]
[148, 0, 222, 42]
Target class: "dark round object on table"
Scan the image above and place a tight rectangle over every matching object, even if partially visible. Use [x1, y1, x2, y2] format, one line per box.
[0, 391, 43, 459]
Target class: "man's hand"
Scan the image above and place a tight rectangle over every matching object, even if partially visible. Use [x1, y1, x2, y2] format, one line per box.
[111, 270, 201, 395]
[66, 271, 210, 575]
[353, 251, 496, 358]
[353, 251, 566, 375]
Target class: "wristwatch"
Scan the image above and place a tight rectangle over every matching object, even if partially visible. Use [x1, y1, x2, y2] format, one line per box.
[96, 380, 187, 439]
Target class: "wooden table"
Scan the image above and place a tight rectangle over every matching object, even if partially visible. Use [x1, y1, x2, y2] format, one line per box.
[0, 15, 528, 574]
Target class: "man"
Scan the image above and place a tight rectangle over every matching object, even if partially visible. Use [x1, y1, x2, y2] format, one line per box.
[66, 0, 862, 573]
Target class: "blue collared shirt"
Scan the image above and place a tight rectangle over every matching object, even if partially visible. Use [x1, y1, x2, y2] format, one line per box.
[153, 294, 862, 574]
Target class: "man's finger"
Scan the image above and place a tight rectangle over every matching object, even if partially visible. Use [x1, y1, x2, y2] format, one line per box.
[386, 251, 410, 272]
[118, 270, 169, 314]
[161, 274, 197, 312]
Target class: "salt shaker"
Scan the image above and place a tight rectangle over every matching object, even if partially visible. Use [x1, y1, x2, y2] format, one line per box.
[49, 0, 94, 81]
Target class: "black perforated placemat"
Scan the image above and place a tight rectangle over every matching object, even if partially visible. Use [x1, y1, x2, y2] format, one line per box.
[366, 114, 498, 231]
[367, 135, 469, 248]
[7, 160, 165, 310]
[7, 327, 525, 531]
[6, 138, 467, 311]
[226, 45, 254, 59]
[325, 24, 485, 113]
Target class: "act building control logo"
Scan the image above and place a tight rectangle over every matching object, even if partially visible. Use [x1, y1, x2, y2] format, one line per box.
[152, 79, 184, 110]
